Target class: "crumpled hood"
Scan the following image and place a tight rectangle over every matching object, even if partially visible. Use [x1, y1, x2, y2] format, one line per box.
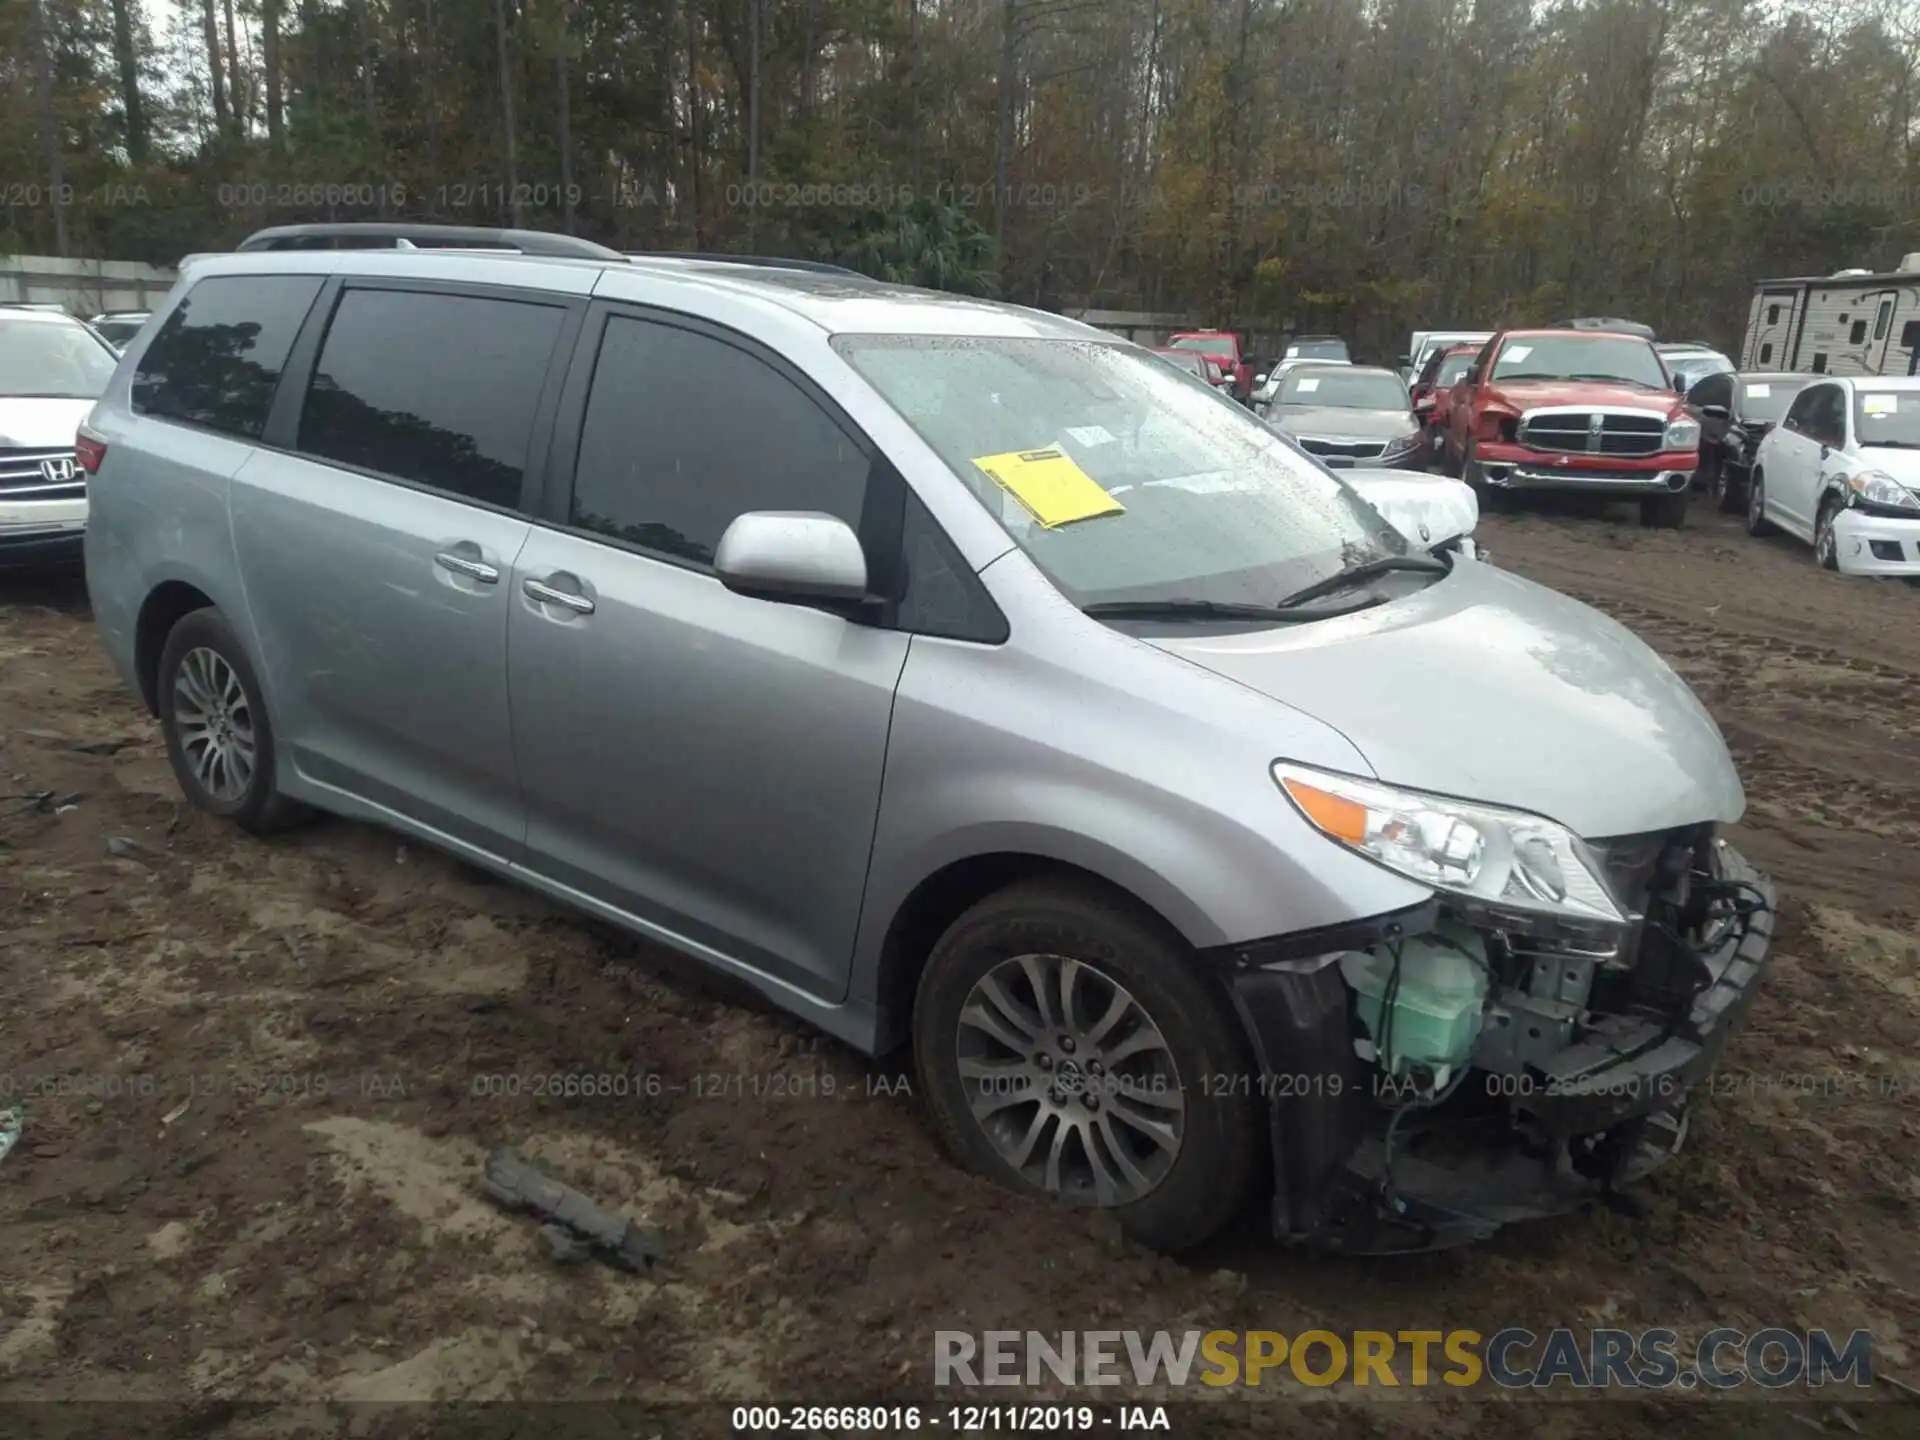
[0, 397, 94, 449]
[1146, 561, 1744, 839]
[1273, 406, 1419, 441]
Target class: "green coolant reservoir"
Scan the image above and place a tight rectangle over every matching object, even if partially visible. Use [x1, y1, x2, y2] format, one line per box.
[1339, 925, 1489, 1085]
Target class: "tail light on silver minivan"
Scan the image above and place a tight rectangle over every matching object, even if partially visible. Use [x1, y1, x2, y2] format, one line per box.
[75, 429, 107, 474]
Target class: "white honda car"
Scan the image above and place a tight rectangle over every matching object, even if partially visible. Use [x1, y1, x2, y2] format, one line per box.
[0, 306, 120, 569]
[1749, 375, 1920, 577]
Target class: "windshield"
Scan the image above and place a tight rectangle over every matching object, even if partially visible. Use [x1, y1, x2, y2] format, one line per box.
[1491, 334, 1670, 389]
[0, 318, 119, 398]
[1853, 390, 1920, 448]
[1170, 335, 1235, 358]
[1288, 339, 1348, 360]
[1665, 351, 1733, 390]
[835, 336, 1409, 611]
[1737, 378, 1807, 424]
[1277, 369, 1409, 409]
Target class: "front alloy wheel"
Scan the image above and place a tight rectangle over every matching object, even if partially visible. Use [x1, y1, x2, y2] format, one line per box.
[912, 879, 1261, 1252]
[1746, 470, 1775, 537]
[956, 953, 1185, 1206]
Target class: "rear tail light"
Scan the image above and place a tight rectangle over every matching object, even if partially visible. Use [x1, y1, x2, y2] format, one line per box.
[75, 430, 107, 474]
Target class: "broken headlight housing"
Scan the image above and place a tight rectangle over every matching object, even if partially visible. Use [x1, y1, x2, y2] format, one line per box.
[1273, 762, 1625, 930]
[1849, 471, 1920, 511]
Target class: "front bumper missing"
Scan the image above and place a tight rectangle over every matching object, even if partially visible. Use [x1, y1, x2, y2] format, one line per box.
[1216, 842, 1777, 1255]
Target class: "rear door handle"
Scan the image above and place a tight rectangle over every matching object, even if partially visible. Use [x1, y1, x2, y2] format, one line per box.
[435, 548, 499, 584]
[523, 576, 595, 614]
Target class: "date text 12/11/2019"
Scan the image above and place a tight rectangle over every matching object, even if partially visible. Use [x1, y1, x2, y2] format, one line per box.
[730, 1404, 1172, 1431]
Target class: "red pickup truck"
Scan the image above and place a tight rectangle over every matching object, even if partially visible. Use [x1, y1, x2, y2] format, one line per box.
[1166, 330, 1251, 399]
[1440, 328, 1700, 528]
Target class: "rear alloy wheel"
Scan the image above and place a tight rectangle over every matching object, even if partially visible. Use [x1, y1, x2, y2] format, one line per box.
[1640, 489, 1689, 529]
[912, 879, 1260, 1253]
[1814, 496, 1842, 570]
[1746, 470, 1776, 537]
[158, 608, 307, 833]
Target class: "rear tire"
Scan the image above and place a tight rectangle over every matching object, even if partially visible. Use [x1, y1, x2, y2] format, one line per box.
[1640, 490, 1689, 529]
[157, 608, 308, 834]
[1746, 469, 1776, 537]
[911, 878, 1262, 1254]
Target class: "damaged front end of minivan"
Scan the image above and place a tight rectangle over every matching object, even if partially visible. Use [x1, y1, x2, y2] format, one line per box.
[1209, 767, 1777, 1255]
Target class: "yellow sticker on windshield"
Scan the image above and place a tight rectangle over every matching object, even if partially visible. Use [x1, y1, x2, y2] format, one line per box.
[971, 445, 1126, 529]
[1863, 393, 1898, 415]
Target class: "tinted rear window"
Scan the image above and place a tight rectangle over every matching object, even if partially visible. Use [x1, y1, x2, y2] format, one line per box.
[132, 275, 323, 438]
[296, 287, 567, 510]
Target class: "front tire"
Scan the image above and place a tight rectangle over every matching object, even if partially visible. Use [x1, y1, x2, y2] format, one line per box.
[1814, 496, 1842, 570]
[1746, 469, 1776, 536]
[157, 607, 307, 833]
[911, 879, 1261, 1253]
[1640, 490, 1689, 529]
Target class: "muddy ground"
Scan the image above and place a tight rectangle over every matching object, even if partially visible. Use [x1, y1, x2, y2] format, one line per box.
[2, 501, 1917, 1439]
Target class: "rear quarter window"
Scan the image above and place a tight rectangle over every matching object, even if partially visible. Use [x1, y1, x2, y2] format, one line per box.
[131, 274, 324, 439]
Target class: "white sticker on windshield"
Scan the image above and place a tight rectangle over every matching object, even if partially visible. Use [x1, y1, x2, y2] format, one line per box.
[1503, 344, 1533, 363]
[1744, 384, 1771, 398]
[1065, 425, 1116, 447]
[1284, 346, 1299, 358]
[1296, 377, 1321, 392]
[1863, 393, 1898, 415]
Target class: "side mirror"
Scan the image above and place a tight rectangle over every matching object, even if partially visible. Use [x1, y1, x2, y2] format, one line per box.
[1254, 372, 1269, 386]
[1673, 374, 1687, 394]
[714, 511, 869, 605]
[1413, 395, 1435, 414]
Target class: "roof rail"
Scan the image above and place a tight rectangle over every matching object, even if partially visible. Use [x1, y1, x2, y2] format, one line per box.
[236, 222, 626, 261]
[632, 250, 863, 278]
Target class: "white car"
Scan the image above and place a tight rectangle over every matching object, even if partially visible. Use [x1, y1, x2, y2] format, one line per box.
[1749, 375, 1920, 576]
[1343, 467, 1485, 562]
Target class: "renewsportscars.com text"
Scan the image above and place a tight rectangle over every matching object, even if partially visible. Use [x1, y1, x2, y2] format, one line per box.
[933, 1328, 1874, 1390]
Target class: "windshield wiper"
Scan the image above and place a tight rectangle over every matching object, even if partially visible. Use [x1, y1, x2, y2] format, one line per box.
[1568, 372, 1660, 388]
[1493, 371, 1559, 381]
[1865, 438, 1920, 448]
[1082, 597, 1370, 623]
[1272, 553, 1449, 610]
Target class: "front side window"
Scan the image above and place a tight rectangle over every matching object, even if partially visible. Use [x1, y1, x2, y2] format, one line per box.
[1491, 334, 1670, 389]
[569, 315, 871, 567]
[1435, 351, 1475, 386]
[0, 318, 119, 400]
[835, 335, 1408, 612]
[131, 275, 322, 436]
[296, 287, 566, 509]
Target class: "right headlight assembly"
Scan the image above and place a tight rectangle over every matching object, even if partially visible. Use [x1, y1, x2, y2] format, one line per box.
[1849, 471, 1920, 511]
[1273, 761, 1625, 929]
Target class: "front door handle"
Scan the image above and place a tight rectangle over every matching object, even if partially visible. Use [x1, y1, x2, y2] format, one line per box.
[523, 576, 596, 614]
[435, 548, 499, 584]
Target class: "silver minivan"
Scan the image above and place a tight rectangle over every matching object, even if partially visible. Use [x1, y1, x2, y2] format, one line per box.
[83, 225, 1776, 1256]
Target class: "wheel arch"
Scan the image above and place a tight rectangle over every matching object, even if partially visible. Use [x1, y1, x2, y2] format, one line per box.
[134, 579, 220, 715]
[864, 848, 1205, 1058]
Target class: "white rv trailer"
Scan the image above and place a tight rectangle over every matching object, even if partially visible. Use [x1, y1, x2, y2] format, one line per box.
[1742, 257, 1920, 377]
